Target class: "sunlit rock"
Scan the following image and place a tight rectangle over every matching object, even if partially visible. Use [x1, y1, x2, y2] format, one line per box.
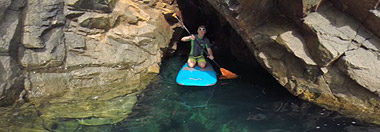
[78, 12, 111, 30]
[329, 0, 380, 39]
[338, 48, 380, 96]
[207, 0, 380, 125]
[0, 0, 175, 129]
[303, 2, 360, 67]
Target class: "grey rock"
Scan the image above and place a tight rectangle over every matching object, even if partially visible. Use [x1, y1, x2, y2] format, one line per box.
[207, 0, 380, 125]
[78, 12, 110, 30]
[0, 0, 11, 22]
[329, 0, 380, 39]
[0, 56, 24, 106]
[64, 0, 117, 13]
[303, 2, 360, 66]
[21, 28, 66, 70]
[22, 0, 64, 48]
[338, 48, 380, 96]
[0, 0, 174, 128]
[0, 10, 19, 53]
[64, 32, 86, 51]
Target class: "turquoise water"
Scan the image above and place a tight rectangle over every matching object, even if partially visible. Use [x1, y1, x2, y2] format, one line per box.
[109, 56, 379, 132]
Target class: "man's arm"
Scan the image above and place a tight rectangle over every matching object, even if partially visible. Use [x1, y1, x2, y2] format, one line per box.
[207, 48, 214, 60]
[205, 38, 214, 60]
[181, 35, 195, 42]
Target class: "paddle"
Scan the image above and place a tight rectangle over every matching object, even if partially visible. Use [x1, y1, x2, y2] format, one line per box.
[172, 13, 238, 79]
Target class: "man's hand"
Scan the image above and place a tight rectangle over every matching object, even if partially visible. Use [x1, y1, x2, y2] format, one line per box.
[189, 35, 196, 40]
[208, 55, 214, 60]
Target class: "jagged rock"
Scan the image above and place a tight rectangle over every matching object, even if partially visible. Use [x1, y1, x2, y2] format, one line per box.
[0, 10, 20, 53]
[338, 48, 380, 96]
[64, 32, 86, 51]
[329, 0, 380, 39]
[20, 28, 66, 70]
[206, 0, 273, 42]
[303, 2, 360, 66]
[0, 57, 24, 106]
[111, 1, 141, 25]
[0, 0, 174, 129]
[0, 0, 24, 54]
[1, 0, 380, 129]
[207, 0, 380, 125]
[78, 12, 110, 30]
[302, 0, 323, 15]
[275, 28, 317, 66]
[64, 0, 117, 13]
[22, 0, 65, 49]
[63, 5, 85, 19]
[0, 0, 11, 23]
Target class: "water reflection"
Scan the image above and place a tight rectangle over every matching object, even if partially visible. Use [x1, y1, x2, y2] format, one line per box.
[2, 56, 379, 131]
[110, 56, 380, 132]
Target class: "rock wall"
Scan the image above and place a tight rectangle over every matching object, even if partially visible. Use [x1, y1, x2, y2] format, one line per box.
[207, 0, 380, 125]
[0, 0, 176, 129]
[0, 0, 25, 106]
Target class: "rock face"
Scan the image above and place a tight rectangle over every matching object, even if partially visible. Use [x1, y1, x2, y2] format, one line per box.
[0, 0, 176, 130]
[0, 0, 25, 106]
[1, 0, 379, 129]
[206, 0, 380, 125]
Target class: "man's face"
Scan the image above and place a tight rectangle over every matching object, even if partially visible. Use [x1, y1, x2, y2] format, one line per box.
[197, 27, 206, 37]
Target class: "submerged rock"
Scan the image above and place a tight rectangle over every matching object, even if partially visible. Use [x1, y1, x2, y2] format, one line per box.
[0, 0, 176, 130]
[0, 77, 152, 131]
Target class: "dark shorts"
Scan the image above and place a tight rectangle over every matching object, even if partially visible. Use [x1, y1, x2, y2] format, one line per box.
[188, 56, 206, 64]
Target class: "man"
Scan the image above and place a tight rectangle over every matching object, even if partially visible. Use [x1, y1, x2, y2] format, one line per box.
[181, 25, 214, 68]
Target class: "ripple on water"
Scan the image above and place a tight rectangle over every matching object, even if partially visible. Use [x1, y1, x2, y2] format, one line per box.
[110, 56, 380, 132]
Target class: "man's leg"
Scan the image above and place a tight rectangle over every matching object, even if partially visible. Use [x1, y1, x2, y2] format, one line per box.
[198, 56, 207, 68]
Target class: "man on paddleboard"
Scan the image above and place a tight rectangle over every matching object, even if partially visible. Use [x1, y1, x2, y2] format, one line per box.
[181, 25, 214, 68]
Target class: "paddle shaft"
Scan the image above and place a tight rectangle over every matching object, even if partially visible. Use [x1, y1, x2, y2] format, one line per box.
[173, 16, 222, 68]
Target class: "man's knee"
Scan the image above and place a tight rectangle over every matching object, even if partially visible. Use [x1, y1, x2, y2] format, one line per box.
[199, 62, 206, 68]
[188, 61, 196, 68]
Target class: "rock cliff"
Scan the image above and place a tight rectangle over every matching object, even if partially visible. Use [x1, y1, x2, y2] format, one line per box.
[206, 0, 380, 125]
[0, 0, 176, 129]
[1, 0, 380, 129]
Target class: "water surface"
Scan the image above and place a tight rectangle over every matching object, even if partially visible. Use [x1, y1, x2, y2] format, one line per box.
[110, 56, 380, 132]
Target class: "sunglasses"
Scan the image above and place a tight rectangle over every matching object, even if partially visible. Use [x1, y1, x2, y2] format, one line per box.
[198, 28, 206, 31]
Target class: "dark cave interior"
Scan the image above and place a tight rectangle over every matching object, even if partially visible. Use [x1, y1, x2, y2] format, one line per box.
[164, 0, 280, 86]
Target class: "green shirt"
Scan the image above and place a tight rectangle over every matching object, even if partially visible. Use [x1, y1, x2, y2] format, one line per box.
[190, 34, 210, 57]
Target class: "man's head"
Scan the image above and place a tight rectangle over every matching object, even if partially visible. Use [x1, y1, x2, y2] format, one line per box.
[197, 25, 206, 37]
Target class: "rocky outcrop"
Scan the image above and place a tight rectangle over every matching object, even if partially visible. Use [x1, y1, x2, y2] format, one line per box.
[329, 0, 380, 39]
[0, 0, 25, 106]
[1, 0, 379, 129]
[0, 0, 176, 130]
[207, 0, 380, 125]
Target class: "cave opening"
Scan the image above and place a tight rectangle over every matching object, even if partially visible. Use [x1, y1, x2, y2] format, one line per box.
[165, 0, 279, 85]
[173, 0, 238, 57]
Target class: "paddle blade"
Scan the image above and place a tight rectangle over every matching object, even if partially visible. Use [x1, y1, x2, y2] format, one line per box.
[172, 13, 178, 19]
[219, 68, 238, 79]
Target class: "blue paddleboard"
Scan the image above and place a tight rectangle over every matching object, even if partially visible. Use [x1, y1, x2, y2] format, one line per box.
[176, 63, 217, 86]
